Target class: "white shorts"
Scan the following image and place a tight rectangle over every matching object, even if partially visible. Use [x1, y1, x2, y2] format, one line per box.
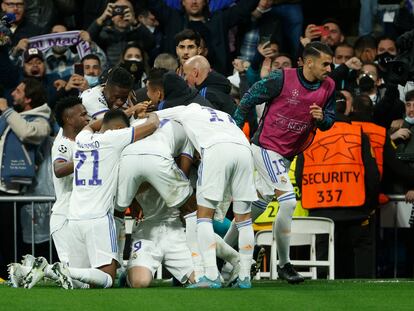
[50, 214, 70, 264]
[117, 154, 192, 209]
[127, 220, 193, 283]
[251, 144, 294, 201]
[197, 143, 257, 204]
[67, 213, 118, 268]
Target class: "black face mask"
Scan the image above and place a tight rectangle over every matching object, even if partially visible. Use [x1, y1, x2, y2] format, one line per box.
[121, 60, 144, 83]
[359, 75, 375, 92]
[376, 52, 395, 69]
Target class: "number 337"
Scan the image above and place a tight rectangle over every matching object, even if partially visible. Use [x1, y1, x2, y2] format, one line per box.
[316, 190, 342, 203]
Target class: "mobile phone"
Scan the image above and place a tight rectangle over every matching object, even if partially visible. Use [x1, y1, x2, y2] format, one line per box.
[112, 5, 127, 16]
[259, 35, 271, 45]
[316, 26, 330, 37]
[74, 63, 84, 76]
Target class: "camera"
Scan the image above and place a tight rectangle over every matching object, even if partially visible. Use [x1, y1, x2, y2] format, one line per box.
[112, 5, 128, 16]
[385, 30, 414, 86]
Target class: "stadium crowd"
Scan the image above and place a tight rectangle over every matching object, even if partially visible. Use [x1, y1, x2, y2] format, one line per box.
[1, 0, 414, 288]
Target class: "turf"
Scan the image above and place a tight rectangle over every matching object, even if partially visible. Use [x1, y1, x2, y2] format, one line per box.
[1, 280, 414, 311]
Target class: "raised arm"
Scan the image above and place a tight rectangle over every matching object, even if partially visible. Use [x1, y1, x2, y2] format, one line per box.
[233, 69, 283, 128]
[132, 113, 159, 142]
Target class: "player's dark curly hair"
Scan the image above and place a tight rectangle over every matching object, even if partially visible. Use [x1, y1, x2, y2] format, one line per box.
[102, 109, 130, 128]
[54, 96, 83, 128]
[107, 66, 134, 90]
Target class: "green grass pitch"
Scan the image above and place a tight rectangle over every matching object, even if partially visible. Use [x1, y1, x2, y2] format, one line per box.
[1, 280, 414, 311]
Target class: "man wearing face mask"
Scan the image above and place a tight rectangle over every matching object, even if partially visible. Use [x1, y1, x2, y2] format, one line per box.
[392, 90, 414, 157]
[376, 36, 397, 75]
[356, 63, 383, 105]
[56, 54, 103, 100]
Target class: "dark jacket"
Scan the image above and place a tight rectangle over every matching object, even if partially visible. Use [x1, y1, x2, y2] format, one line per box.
[373, 83, 405, 128]
[351, 113, 414, 193]
[148, 0, 259, 75]
[196, 70, 236, 115]
[160, 71, 213, 109]
[10, 18, 42, 47]
[87, 21, 155, 66]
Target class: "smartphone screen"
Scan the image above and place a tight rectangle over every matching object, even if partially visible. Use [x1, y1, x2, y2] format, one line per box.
[74, 63, 84, 76]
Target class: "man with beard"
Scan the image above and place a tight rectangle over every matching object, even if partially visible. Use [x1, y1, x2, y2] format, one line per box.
[0, 77, 50, 279]
[21, 48, 59, 109]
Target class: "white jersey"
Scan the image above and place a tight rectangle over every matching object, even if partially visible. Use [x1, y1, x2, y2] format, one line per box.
[51, 135, 74, 216]
[69, 127, 134, 220]
[80, 85, 109, 119]
[155, 103, 249, 152]
[123, 119, 193, 159]
[136, 185, 181, 224]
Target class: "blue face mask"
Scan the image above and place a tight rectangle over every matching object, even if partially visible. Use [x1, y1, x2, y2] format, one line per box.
[85, 75, 100, 87]
[405, 116, 414, 125]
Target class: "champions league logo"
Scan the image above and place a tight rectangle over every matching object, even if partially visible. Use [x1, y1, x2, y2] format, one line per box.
[287, 89, 300, 105]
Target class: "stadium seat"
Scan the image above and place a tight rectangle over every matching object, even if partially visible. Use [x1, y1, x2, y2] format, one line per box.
[255, 217, 335, 280]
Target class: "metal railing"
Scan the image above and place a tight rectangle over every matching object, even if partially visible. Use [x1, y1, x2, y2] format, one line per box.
[0, 196, 55, 263]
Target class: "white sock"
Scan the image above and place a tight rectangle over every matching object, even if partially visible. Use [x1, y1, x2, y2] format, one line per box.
[44, 265, 57, 280]
[197, 217, 218, 280]
[43, 264, 89, 288]
[236, 219, 254, 280]
[215, 234, 239, 267]
[275, 192, 296, 267]
[68, 267, 113, 288]
[223, 221, 238, 248]
[114, 216, 126, 267]
[224, 200, 267, 247]
[184, 212, 204, 280]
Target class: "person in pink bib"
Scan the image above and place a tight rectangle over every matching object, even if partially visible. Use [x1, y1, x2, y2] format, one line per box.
[230, 41, 336, 284]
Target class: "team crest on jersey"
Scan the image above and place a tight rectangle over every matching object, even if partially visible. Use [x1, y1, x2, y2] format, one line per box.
[291, 89, 299, 98]
[281, 176, 288, 184]
[58, 145, 68, 153]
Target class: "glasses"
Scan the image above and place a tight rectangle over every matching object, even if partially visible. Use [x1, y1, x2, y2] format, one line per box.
[4, 2, 24, 8]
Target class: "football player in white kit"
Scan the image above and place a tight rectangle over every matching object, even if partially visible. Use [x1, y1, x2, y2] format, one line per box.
[155, 103, 258, 288]
[17, 97, 89, 289]
[116, 119, 240, 287]
[80, 66, 137, 120]
[62, 109, 159, 289]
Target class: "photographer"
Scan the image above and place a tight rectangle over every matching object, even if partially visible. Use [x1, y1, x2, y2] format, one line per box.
[87, 0, 155, 66]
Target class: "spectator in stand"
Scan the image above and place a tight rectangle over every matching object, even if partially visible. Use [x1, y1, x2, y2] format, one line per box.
[1, 0, 42, 46]
[137, 8, 161, 66]
[174, 29, 202, 76]
[376, 36, 397, 75]
[0, 77, 50, 279]
[302, 19, 345, 51]
[148, 0, 260, 75]
[56, 54, 103, 99]
[118, 42, 150, 90]
[329, 44, 361, 91]
[355, 63, 383, 106]
[87, 0, 155, 66]
[354, 35, 377, 63]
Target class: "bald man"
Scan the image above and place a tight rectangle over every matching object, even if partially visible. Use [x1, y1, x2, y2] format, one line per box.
[183, 56, 236, 115]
